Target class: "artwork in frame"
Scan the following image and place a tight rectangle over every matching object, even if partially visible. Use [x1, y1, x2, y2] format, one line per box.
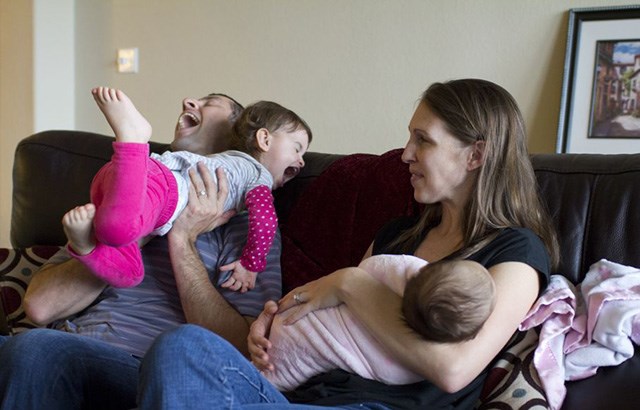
[557, 5, 640, 153]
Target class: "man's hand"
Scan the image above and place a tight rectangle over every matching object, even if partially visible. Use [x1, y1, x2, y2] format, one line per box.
[170, 163, 235, 242]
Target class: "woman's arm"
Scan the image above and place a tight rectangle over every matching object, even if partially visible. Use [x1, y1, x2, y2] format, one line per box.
[339, 261, 539, 392]
[279, 259, 539, 393]
[23, 257, 106, 325]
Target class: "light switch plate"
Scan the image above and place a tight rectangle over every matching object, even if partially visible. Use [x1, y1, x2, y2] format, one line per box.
[117, 48, 139, 73]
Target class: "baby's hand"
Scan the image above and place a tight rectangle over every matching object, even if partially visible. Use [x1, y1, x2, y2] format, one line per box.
[220, 260, 257, 293]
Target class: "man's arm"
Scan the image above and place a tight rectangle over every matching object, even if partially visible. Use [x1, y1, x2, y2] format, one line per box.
[23, 254, 106, 325]
[168, 231, 253, 355]
[169, 163, 252, 355]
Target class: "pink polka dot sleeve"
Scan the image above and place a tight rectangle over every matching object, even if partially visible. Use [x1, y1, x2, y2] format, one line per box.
[240, 185, 278, 273]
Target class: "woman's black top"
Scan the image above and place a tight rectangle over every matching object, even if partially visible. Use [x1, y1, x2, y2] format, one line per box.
[285, 216, 551, 410]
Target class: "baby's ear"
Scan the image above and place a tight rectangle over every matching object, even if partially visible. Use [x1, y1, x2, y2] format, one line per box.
[256, 128, 272, 152]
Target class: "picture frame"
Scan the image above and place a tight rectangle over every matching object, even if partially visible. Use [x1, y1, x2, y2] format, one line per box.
[556, 5, 640, 153]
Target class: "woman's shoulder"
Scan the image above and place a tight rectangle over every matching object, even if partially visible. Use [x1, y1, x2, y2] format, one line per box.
[470, 227, 551, 287]
[480, 227, 548, 263]
[495, 227, 543, 244]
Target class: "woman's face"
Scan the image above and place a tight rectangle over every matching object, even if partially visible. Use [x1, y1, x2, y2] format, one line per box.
[401, 102, 477, 207]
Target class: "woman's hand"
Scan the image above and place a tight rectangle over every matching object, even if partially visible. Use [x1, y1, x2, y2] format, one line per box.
[276, 267, 365, 325]
[169, 163, 236, 242]
[248, 300, 279, 372]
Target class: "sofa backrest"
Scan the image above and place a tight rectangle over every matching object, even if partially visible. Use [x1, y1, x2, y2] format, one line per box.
[11, 131, 640, 291]
[11, 131, 170, 248]
[278, 151, 640, 291]
[10, 131, 343, 249]
[532, 153, 640, 283]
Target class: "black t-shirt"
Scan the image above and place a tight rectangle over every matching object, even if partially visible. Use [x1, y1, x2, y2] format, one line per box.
[286, 217, 551, 410]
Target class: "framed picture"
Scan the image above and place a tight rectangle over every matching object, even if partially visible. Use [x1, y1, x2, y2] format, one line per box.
[557, 5, 640, 153]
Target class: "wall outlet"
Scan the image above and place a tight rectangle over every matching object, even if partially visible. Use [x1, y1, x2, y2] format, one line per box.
[117, 48, 139, 73]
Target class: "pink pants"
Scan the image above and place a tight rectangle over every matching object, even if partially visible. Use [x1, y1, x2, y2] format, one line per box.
[70, 142, 177, 287]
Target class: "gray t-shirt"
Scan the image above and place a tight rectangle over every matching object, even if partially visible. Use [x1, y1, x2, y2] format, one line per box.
[44, 213, 282, 357]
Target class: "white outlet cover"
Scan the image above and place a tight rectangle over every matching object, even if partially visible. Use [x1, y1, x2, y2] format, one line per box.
[117, 48, 139, 73]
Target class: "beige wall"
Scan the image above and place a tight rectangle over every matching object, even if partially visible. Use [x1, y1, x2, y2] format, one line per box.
[1, 0, 638, 247]
[1, 0, 33, 248]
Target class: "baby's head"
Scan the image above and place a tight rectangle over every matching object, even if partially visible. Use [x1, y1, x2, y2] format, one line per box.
[229, 101, 312, 189]
[402, 259, 495, 343]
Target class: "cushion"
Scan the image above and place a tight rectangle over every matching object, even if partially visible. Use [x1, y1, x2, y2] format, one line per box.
[478, 328, 549, 409]
[0, 246, 60, 334]
[280, 149, 421, 293]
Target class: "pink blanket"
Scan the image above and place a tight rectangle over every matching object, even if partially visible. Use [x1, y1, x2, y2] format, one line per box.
[519, 259, 640, 410]
[265, 254, 427, 390]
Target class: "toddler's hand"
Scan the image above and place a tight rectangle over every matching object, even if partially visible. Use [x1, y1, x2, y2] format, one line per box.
[220, 260, 256, 293]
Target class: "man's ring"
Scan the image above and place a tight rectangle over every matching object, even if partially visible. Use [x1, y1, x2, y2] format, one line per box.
[294, 292, 302, 305]
[198, 190, 207, 197]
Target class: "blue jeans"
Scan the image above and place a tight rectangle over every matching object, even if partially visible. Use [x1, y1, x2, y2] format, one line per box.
[138, 324, 390, 410]
[0, 329, 139, 410]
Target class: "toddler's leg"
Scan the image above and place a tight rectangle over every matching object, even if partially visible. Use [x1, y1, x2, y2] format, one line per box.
[90, 87, 173, 246]
[62, 203, 96, 256]
[63, 203, 144, 287]
[74, 241, 145, 288]
[92, 87, 152, 143]
[91, 143, 155, 246]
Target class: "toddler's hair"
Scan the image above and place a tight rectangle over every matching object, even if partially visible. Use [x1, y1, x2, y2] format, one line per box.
[229, 101, 312, 156]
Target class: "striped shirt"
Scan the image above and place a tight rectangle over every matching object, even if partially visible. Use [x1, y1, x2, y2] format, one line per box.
[45, 213, 282, 357]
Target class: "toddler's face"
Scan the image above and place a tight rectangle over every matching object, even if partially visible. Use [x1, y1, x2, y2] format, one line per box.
[260, 127, 309, 189]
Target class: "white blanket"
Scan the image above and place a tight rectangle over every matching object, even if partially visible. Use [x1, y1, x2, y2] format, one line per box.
[265, 254, 427, 390]
[519, 259, 640, 410]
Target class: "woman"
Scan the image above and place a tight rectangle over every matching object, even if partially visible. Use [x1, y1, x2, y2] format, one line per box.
[136, 78, 559, 409]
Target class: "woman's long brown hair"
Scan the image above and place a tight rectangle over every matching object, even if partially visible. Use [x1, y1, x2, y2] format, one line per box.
[392, 79, 559, 270]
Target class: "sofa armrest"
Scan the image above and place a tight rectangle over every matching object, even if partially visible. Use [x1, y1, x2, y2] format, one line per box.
[0, 246, 60, 335]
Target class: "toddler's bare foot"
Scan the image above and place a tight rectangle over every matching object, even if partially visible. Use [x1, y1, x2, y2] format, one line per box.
[92, 87, 152, 143]
[63, 203, 97, 256]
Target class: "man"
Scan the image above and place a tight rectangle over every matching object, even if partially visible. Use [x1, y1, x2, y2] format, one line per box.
[0, 93, 282, 410]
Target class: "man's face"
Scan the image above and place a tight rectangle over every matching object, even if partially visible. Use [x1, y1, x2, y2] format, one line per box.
[171, 95, 235, 155]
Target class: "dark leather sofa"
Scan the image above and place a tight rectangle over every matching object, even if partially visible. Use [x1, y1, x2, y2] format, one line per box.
[7, 130, 640, 409]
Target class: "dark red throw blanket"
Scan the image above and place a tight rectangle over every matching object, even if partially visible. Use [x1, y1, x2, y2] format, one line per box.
[280, 148, 421, 293]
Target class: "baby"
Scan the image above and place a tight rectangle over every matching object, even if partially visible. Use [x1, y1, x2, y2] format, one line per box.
[63, 87, 311, 289]
[265, 255, 495, 390]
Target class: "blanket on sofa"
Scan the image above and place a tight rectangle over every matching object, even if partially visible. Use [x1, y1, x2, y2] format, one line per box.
[520, 259, 640, 410]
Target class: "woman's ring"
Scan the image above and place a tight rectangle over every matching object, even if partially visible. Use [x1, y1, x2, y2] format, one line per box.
[198, 190, 207, 197]
[294, 292, 302, 305]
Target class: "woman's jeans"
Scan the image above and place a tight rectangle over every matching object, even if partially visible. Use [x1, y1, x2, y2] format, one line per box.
[0, 329, 139, 410]
[138, 324, 390, 410]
